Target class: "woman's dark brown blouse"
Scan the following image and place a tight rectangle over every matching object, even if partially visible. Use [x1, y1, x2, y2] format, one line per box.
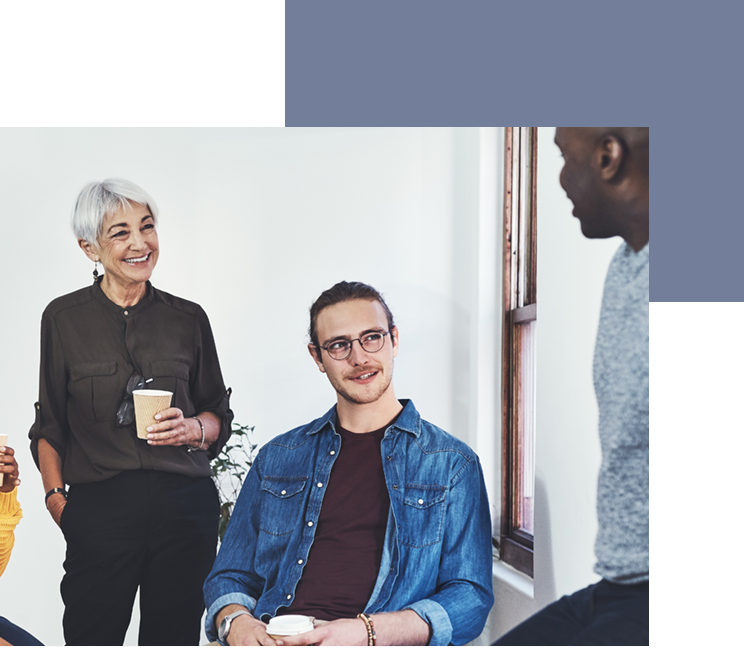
[29, 281, 233, 484]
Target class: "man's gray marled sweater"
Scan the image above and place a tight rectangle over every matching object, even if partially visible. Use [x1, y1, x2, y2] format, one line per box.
[593, 242, 649, 584]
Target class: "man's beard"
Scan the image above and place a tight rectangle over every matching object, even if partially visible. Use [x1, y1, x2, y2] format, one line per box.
[329, 365, 393, 406]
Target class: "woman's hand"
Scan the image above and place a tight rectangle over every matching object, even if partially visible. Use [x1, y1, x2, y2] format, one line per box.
[38, 438, 67, 529]
[146, 408, 201, 448]
[0, 445, 21, 493]
[47, 493, 67, 527]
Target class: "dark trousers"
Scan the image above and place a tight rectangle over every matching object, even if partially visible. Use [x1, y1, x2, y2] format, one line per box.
[60, 470, 219, 646]
[492, 579, 649, 646]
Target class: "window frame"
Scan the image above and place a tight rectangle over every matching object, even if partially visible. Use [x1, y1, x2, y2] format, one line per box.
[499, 126, 538, 578]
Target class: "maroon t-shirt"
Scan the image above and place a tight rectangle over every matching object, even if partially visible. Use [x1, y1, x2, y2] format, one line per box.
[282, 422, 391, 620]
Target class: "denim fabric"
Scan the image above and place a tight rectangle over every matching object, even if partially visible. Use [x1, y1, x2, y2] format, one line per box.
[0, 616, 44, 645]
[204, 400, 494, 646]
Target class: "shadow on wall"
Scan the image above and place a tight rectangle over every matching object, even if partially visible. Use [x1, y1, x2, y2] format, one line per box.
[475, 476, 557, 645]
[533, 476, 558, 608]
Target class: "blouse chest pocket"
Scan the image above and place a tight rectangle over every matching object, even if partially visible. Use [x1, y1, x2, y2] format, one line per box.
[396, 484, 447, 548]
[259, 476, 308, 536]
[69, 362, 118, 422]
[149, 360, 191, 412]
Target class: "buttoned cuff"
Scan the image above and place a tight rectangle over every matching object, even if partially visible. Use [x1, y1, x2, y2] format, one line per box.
[204, 592, 257, 642]
[403, 599, 452, 646]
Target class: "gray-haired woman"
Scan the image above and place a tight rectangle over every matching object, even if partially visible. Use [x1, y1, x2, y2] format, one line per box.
[29, 179, 233, 646]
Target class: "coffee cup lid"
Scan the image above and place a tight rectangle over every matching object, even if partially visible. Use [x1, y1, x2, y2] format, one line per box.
[266, 615, 314, 635]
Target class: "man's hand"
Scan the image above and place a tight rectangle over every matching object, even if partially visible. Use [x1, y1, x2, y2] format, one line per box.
[278, 618, 367, 646]
[216, 607, 279, 647]
[280, 611, 430, 646]
[227, 613, 279, 646]
[0, 445, 21, 493]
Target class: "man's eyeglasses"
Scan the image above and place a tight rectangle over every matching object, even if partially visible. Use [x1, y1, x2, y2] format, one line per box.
[116, 372, 153, 427]
[318, 331, 391, 361]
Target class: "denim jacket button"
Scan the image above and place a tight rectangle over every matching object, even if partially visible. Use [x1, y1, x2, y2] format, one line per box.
[418, 499, 424, 504]
[386, 455, 392, 461]
[287, 595, 291, 600]
[281, 490, 287, 495]
[317, 482, 323, 488]
[330, 450, 336, 455]
[393, 484, 398, 489]
[307, 521, 314, 527]
[298, 559, 304, 564]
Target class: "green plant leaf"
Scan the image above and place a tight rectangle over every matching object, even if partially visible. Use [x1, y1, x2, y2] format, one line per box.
[211, 422, 257, 543]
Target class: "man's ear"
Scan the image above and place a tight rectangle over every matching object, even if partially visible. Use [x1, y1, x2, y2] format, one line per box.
[78, 238, 100, 262]
[308, 343, 326, 373]
[391, 326, 399, 358]
[597, 135, 624, 181]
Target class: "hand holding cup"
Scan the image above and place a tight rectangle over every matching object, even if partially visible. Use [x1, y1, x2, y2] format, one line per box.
[0, 439, 21, 493]
[132, 390, 173, 440]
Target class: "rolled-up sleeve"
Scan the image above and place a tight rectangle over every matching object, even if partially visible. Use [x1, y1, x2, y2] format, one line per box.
[403, 457, 494, 646]
[205, 592, 258, 642]
[191, 306, 234, 460]
[29, 309, 69, 467]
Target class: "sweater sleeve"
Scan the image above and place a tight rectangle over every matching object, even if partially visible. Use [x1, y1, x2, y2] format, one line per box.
[0, 489, 22, 579]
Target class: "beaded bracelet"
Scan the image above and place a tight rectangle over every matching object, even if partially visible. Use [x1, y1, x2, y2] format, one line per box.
[187, 416, 205, 452]
[357, 613, 376, 646]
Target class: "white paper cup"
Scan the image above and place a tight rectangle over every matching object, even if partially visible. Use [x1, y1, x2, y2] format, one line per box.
[266, 615, 315, 639]
[133, 390, 173, 439]
[0, 434, 7, 487]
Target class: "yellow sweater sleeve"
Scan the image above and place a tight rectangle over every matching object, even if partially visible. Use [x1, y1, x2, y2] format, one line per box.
[0, 488, 23, 578]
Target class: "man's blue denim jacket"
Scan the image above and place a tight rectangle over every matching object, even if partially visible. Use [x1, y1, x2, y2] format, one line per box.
[204, 400, 494, 646]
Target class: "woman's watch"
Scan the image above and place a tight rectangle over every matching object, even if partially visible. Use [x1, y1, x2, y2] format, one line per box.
[45, 486, 68, 506]
[218, 610, 252, 644]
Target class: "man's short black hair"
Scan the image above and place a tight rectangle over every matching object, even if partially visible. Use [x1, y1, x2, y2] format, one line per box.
[309, 281, 395, 349]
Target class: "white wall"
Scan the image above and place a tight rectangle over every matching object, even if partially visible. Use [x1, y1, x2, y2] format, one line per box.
[0, 127, 620, 645]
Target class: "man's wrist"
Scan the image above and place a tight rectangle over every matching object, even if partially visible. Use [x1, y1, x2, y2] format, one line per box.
[357, 613, 377, 646]
[217, 606, 254, 644]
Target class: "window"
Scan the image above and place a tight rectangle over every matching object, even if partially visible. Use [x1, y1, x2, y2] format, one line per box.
[499, 127, 537, 577]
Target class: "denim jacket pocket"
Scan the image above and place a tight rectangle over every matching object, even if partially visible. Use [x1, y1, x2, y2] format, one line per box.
[397, 484, 447, 548]
[259, 476, 308, 536]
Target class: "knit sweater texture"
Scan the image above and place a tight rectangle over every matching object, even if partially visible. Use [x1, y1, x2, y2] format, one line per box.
[593, 242, 649, 584]
[0, 488, 22, 578]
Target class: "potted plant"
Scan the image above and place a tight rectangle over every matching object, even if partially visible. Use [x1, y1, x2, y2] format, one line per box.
[211, 422, 258, 542]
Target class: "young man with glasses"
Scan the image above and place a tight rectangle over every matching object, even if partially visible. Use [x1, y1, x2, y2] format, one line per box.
[204, 281, 494, 646]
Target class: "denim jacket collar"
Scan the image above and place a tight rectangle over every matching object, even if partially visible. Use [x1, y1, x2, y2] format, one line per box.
[305, 398, 422, 438]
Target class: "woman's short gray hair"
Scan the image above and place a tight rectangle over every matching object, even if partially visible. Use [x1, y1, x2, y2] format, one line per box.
[72, 178, 159, 245]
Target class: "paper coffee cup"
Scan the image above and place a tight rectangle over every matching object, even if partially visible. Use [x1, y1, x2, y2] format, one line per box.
[0, 434, 7, 487]
[133, 390, 173, 439]
[266, 615, 315, 639]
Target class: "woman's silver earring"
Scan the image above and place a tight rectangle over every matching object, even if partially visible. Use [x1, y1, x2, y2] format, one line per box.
[93, 261, 100, 283]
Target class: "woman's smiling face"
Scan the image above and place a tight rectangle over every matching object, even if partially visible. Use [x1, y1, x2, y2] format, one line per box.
[84, 201, 159, 291]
